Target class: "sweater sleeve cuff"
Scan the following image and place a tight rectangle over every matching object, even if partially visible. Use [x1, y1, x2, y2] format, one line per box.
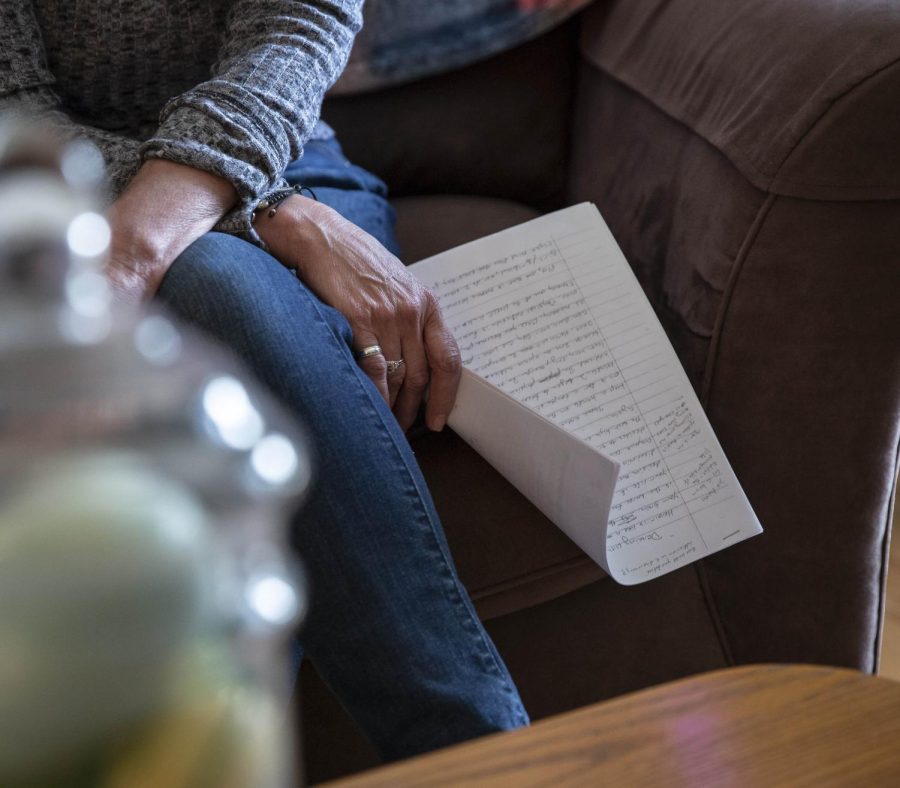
[140, 105, 295, 246]
[140, 106, 276, 196]
[212, 177, 290, 247]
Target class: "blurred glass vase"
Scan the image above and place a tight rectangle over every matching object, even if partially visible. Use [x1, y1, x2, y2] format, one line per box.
[0, 122, 310, 788]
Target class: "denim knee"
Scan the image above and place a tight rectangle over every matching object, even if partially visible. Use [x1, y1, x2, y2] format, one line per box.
[158, 231, 353, 350]
[160, 232, 271, 306]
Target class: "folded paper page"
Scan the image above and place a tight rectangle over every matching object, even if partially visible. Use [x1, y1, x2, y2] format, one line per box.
[410, 203, 762, 584]
[449, 368, 620, 573]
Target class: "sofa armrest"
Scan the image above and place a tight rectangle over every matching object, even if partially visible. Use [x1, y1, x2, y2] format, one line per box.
[568, 0, 900, 671]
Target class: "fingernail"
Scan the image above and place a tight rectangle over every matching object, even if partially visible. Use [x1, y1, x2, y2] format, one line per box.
[430, 415, 446, 432]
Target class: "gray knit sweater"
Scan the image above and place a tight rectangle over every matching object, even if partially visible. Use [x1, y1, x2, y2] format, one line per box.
[0, 0, 363, 238]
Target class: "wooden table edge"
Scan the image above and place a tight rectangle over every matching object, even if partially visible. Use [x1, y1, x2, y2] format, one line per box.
[321, 664, 900, 787]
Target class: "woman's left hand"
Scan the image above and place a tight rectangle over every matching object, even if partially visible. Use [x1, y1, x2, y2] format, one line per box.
[256, 195, 460, 432]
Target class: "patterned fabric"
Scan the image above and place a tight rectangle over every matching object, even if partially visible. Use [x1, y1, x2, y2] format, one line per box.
[0, 1, 363, 239]
[332, 0, 591, 95]
[0, 1, 590, 239]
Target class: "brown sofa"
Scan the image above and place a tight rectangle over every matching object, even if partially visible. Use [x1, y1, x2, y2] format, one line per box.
[303, 0, 900, 781]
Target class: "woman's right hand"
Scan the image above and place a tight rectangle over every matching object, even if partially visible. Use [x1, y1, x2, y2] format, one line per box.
[105, 159, 237, 302]
[256, 195, 461, 433]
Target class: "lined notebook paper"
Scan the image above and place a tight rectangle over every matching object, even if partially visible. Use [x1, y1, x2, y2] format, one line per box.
[410, 203, 762, 584]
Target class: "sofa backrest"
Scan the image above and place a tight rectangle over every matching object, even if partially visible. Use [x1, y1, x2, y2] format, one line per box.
[580, 0, 900, 201]
[322, 20, 580, 209]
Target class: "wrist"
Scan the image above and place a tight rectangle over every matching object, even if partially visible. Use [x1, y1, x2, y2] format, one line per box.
[254, 193, 332, 266]
[106, 201, 173, 294]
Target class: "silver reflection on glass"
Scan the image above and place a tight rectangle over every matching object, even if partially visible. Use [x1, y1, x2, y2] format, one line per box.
[66, 211, 110, 259]
[134, 314, 182, 366]
[57, 308, 112, 346]
[65, 267, 111, 318]
[245, 573, 302, 628]
[202, 375, 266, 450]
[250, 432, 304, 487]
[59, 140, 105, 190]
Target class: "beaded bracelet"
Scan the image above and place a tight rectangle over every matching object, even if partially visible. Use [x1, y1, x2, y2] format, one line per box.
[251, 184, 318, 223]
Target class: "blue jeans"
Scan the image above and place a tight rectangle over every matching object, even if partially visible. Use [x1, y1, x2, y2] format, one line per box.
[156, 138, 529, 761]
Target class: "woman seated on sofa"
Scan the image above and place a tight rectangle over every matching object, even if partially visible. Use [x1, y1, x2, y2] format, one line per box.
[2, 0, 585, 760]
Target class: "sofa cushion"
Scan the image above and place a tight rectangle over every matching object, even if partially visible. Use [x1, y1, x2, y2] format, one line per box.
[394, 194, 607, 619]
[392, 194, 541, 262]
[580, 0, 900, 199]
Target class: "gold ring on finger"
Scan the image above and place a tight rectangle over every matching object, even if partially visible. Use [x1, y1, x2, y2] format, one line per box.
[355, 344, 383, 360]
